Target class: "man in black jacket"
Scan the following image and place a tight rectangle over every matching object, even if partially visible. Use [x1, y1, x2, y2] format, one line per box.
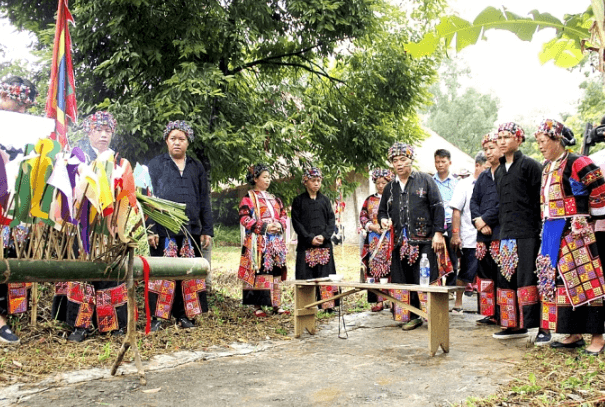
[493, 122, 544, 340]
[146, 121, 213, 331]
[378, 142, 445, 331]
[470, 133, 502, 326]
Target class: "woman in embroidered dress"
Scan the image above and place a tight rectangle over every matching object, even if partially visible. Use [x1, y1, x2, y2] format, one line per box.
[360, 168, 394, 312]
[292, 167, 338, 310]
[238, 164, 289, 317]
[534, 119, 605, 355]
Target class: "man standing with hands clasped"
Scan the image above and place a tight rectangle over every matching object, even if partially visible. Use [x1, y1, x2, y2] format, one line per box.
[378, 142, 445, 331]
[493, 122, 545, 341]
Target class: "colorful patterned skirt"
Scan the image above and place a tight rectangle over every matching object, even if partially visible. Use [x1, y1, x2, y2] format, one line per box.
[52, 280, 128, 333]
[362, 230, 391, 303]
[495, 237, 541, 329]
[239, 234, 287, 308]
[148, 236, 208, 320]
[476, 240, 500, 319]
[537, 225, 605, 334]
[295, 246, 339, 309]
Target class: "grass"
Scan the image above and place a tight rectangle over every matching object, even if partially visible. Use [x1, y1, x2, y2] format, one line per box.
[0, 243, 369, 386]
[463, 345, 605, 406]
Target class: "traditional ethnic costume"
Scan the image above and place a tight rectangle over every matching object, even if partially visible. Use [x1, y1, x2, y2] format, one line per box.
[534, 120, 605, 336]
[292, 168, 338, 309]
[360, 169, 394, 307]
[0, 78, 39, 343]
[377, 143, 448, 326]
[238, 165, 288, 310]
[493, 123, 543, 334]
[470, 134, 501, 323]
[147, 121, 213, 326]
[51, 112, 128, 340]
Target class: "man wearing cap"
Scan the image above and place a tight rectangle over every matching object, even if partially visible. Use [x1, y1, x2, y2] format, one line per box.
[291, 167, 339, 311]
[52, 111, 130, 342]
[378, 142, 445, 331]
[470, 133, 503, 326]
[146, 121, 213, 331]
[0, 76, 38, 344]
[76, 111, 117, 161]
[493, 122, 544, 340]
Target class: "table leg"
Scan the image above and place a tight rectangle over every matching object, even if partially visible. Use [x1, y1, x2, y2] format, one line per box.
[294, 285, 317, 337]
[428, 292, 449, 356]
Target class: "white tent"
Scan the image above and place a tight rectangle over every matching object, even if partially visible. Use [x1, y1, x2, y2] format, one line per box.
[412, 129, 477, 176]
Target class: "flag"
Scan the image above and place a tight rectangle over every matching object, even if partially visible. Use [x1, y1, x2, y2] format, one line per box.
[46, 0, 77, 148]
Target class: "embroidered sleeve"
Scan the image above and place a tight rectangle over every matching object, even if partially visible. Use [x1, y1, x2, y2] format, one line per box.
[360, 197, 371, 229]
[572, 156, 605, 216]
[239, 196, 266, 234]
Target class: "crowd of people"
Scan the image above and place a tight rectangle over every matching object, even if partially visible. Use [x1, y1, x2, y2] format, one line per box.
[3, 74, 605, 358]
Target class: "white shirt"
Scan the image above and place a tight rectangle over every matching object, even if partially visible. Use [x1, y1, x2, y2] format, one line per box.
[449, 176, 477, 248]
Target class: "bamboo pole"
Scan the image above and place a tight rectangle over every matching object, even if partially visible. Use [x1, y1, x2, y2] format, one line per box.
[110, 244, 146, 384]
[0, 255, 208, 283]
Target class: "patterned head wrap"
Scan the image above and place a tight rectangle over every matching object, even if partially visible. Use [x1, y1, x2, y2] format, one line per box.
[302, 167, 323, 184]
[497, 122, 525, 142]
[163, 120, 194, 142]
[534, 119, 576, 146]
[371, 168, 394, 183]
[481, 132, 498, 147]
[83, 111, 117, 134]
[388, 142, 415, 162]
[246, 163, 271, 185]
[0, 80, 36, 107]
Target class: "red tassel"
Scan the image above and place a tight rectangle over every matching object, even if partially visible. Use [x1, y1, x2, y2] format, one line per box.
[138, 256, 152, 335]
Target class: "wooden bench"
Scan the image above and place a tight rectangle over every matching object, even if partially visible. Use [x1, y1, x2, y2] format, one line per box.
[287, 280, 464, 356]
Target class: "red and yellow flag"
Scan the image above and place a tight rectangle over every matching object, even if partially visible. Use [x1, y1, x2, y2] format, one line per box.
[46, 0, 77, 148]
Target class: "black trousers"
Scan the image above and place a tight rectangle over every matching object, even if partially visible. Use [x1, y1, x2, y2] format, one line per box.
[390, 243, 439, 319]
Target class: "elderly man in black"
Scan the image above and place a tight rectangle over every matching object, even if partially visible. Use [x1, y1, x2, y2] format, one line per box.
[378, 142, 445, 331]
[146, 121, 213, 331]
[493, 122, 545, 341]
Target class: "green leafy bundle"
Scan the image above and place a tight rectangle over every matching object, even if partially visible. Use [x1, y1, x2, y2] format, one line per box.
[136, 192, 188, 234]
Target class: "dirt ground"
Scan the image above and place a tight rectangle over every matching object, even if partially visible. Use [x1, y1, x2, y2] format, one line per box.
[8, 295, 532, 407]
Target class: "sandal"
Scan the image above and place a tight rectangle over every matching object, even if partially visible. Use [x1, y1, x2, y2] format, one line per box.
[450, 307, 464, 315]
[371, 303, 384, 312]
[274, 308, 291, 316]
[254, 309, 267, 318]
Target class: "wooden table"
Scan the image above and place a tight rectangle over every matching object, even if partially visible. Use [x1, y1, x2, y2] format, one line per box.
[287, 280, 464, 356]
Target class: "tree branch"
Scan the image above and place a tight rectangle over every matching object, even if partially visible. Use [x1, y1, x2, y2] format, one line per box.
[228, 43, 322, 76]
[250, 61, 346, 84]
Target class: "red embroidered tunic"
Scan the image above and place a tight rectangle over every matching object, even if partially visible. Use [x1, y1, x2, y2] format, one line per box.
[238, 190, 288, 285]
[540, 153, 605, 220]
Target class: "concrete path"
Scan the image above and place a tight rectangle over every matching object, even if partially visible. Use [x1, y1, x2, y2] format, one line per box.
[5, 294, 534, 407]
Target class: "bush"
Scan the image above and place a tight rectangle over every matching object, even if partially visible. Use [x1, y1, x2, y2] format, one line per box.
[213, 224, 241, 247]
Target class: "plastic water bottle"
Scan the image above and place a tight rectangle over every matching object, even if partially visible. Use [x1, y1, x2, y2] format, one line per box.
[419, 253, 430, 286]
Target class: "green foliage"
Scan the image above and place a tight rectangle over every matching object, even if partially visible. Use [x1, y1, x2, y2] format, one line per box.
[564, 76, 605, 155]
[1, 0, 444, 197]
[405, 6, 593, 68]
[425, 59, 499, 156]
[213, 224, 241, 247]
